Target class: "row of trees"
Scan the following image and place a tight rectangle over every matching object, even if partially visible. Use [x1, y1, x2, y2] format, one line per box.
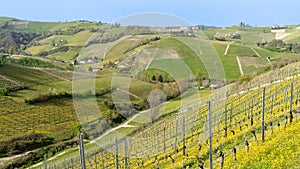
[151, 74, 164, 83]
[256, 39, 300, 53]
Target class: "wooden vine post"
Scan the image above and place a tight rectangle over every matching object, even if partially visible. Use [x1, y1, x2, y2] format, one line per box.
[79, 133, 86, 169]
[262, 87, 265, 142]
[208, 101, 213, 169]
[115, 138, 119, 169]
[290, 83, 294, 123]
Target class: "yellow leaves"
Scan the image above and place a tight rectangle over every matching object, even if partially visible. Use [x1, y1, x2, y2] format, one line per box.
[222, 121, 300, 169]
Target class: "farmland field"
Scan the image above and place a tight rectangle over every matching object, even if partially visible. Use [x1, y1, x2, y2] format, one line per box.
[220, 56, 241, 81]
[47, 48, 81, 62]
[227, 44, 257, 56]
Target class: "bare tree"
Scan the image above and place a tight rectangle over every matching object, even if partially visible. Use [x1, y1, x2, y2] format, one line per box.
[147, 89, 166, 123]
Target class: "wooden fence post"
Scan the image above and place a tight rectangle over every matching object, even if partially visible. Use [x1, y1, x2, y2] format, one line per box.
[79, 133, 86, 169]
[230, 102, 233, 126]
[44, 155, 47, 169]
[262, 87, 265, 142]
[124, 137, 129, 169]
[115, 138, 119, 169]
[208, 101, 213, 169]
[290, 83, 294, 123]
[224, 104, 227, 138]
[175, 119, 178, 153]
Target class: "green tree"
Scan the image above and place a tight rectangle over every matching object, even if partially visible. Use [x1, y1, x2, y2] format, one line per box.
[196, 71, 204, 88]
[158, 75, 163, 83]
[8, 46, 14, 56]
[152, 75, 156, 81]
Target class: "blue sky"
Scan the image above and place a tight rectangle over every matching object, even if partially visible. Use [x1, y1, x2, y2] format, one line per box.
[0, 0, 299, 27]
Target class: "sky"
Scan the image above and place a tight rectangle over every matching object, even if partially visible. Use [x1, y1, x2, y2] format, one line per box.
[0, 0, 299, 27]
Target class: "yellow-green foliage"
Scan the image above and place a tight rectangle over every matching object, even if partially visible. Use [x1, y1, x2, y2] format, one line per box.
[57, 67, 300, 169]
[26, 45, 55, 55]
[223, 121, 300, 169]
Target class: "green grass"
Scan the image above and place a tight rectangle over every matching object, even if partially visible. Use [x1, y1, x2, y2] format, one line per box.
[175, 37, 225, 81]
[227, 44, 257, 56]
[65, 30, 93, 46]
[26, 31, 91, 56]
[150, 37, 208, 79]
[79, 43, 113, 60]
[22, 21, 62, 33]
[220, 56, 240, 81]
[283, 30, 300, 43]
[47, 48, 81, 62]
[182, 57, 209, 77]
[254, 47, 300, 66]
[0, 63, 62, 98]
[254, 47, 283, 58]
[155, 38, 198, 58]
[27, 30, 93, 58]
[26, 45, 56, 56]
[129, 80, 154, 98]
[212, 41, 228, 56]
[0, 64, 61, 88]
[105, 35, 156, 61]
[238, 31, 275, 45]
[238, 56, 268, 75]
[149, 59, 196, 80]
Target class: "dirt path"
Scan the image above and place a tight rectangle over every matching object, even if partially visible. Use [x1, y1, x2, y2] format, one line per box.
[28, 147, 78, 169]
[224, 44, 230, 56]
[116, 88, 141, 99]
[0, 151, 34, 168]
[266, 56, 272, 65]
[91, 101, 169, 143]
[0, 74, 19, 84]
[37, 68, 71, 81]
[251, 48, 261, 57]
[236, 56, 244, 75]
[272, 29, 291, 40]
[0, 153, 25, 163]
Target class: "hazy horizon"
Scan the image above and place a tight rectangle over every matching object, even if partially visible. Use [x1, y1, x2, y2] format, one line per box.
[0, 0, 299, 27]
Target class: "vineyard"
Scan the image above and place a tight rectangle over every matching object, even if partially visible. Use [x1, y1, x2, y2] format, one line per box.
[0, 75, 24, 92]
[31, 63, 300, 169]
[0, 64, 61, 88]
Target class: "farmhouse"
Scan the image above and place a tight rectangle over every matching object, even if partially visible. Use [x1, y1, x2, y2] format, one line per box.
[91, 68, 101, 72]
[78, 60, 86, 64]
[272, 25, 289, 30]
[225, 33, 241, 39]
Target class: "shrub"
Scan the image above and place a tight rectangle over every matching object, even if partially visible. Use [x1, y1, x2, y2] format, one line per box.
[237, 75, 252, 85]
[0, 88, 8, 96]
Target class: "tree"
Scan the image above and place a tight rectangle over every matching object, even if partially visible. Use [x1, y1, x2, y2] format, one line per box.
[8, 46, 14, 56]
[196, 72, 204, 88]
[0, 55, 7, 65]
[73, 59, 78, 65]
[152, 75, 156, 81]
[147, 89, 166, 123]
[158, 75, 163, 83]
[20, 44, 26, 55]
